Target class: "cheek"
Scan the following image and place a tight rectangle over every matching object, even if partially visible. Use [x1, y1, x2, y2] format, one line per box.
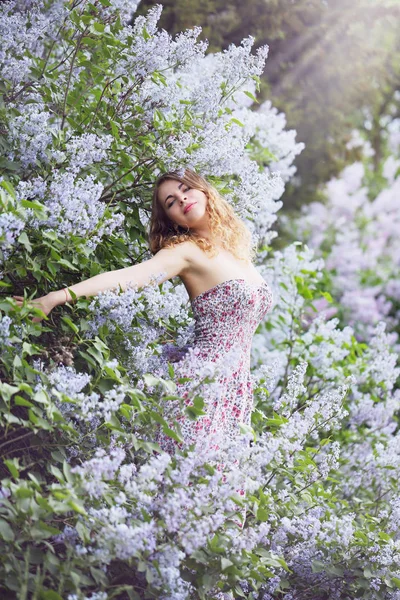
[196, 191, 207, 206]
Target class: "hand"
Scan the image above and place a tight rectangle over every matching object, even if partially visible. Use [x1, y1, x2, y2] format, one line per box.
[12, 292, 58, 323]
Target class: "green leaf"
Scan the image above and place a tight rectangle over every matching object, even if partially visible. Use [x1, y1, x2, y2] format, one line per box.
[18, 231, 32, 252]
[58, 258, 78, 271]
[50, 465, 64, 481]
[4, 458, 19, 478]
[0, 382, 20, 402]
[1, 180, 16, 196]
[256, 507, 269, 522]
[68, 500, 87, 515]
[33, 390, 49, 405]
[0, 158, 20, 171]
[14, 395, 33, 407]
[31, 521, 62, 540]
[0, 518, 14, 541]
[40, 591, 63, 600]
[162, 423, 183, 443]
[93, 22, 105, 32]
[61, 316, 79, 334]
[63, 460, 74, 484]
[243, 90, 259, 103]
[321, 291, 333, 303]
[144, 374, 160, 387]
[13, 355, 22, 368]
[221, 557, 234, 570]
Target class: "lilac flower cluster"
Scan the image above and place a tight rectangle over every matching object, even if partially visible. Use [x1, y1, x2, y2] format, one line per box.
[7, 102, 56, 168]
[72, 447, 126, 497]
[67, 593, 108, 600]
[0, 212, 25, 251]
[0, 0, 67, 84]
[87, 274, 195, 378]
[66, 371, 359, 600]
[293, 114, 400, 338]
[47, 364, 91, 396]
[116, 6, 208, 78]
[45, 363, 129, 423]
[16, 171, 124, 248]
[99, 0, 140, 23]
[70, 438, 271, 596]
[0, 315, 13, 347]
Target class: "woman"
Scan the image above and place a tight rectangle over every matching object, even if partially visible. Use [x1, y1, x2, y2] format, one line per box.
[13, 169, 273, 453]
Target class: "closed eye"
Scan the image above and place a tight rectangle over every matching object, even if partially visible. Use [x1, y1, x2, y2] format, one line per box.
[167, 186, 191, 209]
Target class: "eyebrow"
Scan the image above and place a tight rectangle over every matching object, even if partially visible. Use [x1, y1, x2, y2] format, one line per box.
[164, 182, 184, 204]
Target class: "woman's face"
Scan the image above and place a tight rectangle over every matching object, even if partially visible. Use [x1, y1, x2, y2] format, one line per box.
[157, 179, 209, 232]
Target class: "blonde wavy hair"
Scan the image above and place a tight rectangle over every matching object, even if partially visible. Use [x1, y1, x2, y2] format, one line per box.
[149, 169, 256, 262]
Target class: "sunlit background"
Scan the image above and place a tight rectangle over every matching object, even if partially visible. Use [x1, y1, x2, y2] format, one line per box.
[139, 0, 400, 209]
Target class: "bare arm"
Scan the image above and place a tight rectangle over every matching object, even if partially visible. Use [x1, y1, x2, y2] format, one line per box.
[13, 241, 193, 320]
[53, 241, 192, 305]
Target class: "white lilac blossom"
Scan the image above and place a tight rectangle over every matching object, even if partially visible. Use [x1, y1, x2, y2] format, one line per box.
[251, 244, 325, 388]
[346, 128, 375, 157]
[67, 389, 354, 597]
[47, 365, 91, 396]
[7, 102, 57, 167]
[0, 315, 13, 347]
[58, 384, 129, 423]
[273, 362, 307, 414]
[41, 173, 104, 235]
[116, 7, 208, 78]
[0, 212, 25, 250]
[16, 171, 125, 247]
[3, 1, 304, 254]
[62, 133, 114, 174]
[0, 0, 67, 84]
[71, 438, 272, 591]
[293, 124, 400, 338]
[88, 506, 158, 561]
[87, 273, 187, 336]
[71, 447, 126, 498]
[99, 0, 140, 24]
[43, 363, 131, 423]
[236, 98, 305, 183]
[86, 275, 197, 378]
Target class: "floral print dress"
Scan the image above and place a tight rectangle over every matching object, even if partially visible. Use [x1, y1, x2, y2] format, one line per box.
[157, 278, 273, 454]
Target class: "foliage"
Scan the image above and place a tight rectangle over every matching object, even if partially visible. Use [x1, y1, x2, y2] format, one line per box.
[289, 99, 400, 341]
[0, 1, 400, 600]
[139, 0, 400, 209]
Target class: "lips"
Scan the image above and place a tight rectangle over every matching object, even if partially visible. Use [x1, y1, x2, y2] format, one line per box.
[184, 202, 196, 214]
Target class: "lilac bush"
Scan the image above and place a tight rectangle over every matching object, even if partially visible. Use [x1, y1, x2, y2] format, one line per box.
[0, 0, 399, 599]
[291, 105, 400, 341]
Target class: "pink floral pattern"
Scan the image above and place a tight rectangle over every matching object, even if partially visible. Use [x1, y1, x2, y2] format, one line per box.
[157, 278, 273, 454]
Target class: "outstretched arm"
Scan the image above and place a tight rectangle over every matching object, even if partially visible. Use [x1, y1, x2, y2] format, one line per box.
[53, 241, 191, 304]
[13, 241, 193, 321]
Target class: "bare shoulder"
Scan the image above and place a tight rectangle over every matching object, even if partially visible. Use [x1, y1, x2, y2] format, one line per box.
[160, 239, 201, 263]
[147, 240, 199, 281]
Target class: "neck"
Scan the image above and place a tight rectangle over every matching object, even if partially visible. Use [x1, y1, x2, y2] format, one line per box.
[190, 225, 214, 241]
